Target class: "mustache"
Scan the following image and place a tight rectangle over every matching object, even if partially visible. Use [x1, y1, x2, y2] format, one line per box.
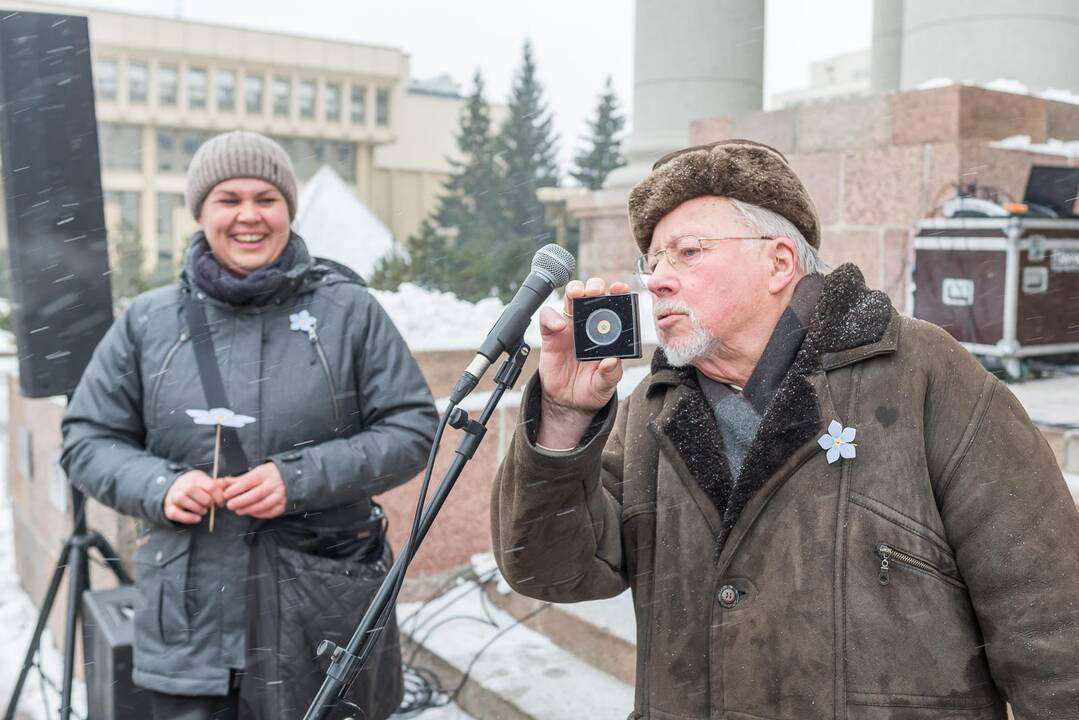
[653, 299, 695, 322]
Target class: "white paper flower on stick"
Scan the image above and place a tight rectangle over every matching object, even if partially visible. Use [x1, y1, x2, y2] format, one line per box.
[818, 420, 857, 464]
[186, 407, 256, 428]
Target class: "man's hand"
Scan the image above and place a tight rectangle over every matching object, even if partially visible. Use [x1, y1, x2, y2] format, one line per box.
[221, 462, 287, 519]
[536, 277, 630, 449]
[163, 469, 225, 524]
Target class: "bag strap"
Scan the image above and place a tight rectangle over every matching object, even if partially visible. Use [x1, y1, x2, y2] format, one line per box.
[183, 292, 251, 475]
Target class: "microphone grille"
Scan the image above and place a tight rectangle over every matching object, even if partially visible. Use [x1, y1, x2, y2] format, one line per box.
[532, 244, 575, 287]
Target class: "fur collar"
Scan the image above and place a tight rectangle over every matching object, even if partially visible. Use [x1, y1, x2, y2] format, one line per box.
[647, 263, 894, 543]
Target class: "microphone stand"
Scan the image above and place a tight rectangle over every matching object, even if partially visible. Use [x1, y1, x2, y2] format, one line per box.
[302, 341, 532, 720]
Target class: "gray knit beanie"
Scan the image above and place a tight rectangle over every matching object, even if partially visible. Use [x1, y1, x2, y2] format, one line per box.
[185, 131, 298, 220]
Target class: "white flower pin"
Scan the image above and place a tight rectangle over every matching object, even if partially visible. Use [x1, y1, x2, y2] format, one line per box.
[289, 310, 317, 339]
[818, 420, 857, 464]
[186, 407, 256, 531]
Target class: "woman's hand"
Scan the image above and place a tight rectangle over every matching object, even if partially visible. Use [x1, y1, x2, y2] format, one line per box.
[221, 462, 288, 519]
[163, 470, 225, 524]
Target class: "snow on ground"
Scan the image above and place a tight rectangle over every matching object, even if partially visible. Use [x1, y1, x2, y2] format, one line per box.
[371, 283, 658, 353]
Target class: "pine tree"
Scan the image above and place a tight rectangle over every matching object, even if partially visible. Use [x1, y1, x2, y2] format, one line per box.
[571, 76, 626, 190]
[493, 41, 561, 298]
[370, 72, 504, 301]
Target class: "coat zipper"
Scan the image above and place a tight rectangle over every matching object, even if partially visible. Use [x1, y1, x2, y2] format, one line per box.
[308, 326, 340, 421]
[149, 330, 188, 420]
[877, 544, 964, 589]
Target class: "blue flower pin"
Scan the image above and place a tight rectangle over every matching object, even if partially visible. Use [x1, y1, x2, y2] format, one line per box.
[818, 420, 857, 464]
[289, 309, 318, 340]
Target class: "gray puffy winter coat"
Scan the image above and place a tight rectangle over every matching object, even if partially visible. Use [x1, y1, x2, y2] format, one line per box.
[61, 238, 438, 695]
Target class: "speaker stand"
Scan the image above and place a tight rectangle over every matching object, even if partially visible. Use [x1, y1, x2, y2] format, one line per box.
[3, 487, 133, 720]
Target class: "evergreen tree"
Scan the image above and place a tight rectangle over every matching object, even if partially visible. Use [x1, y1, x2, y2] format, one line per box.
[571, 76, 626, 190]
[370, 71, 504, 301]
[493, 41, 561, 298]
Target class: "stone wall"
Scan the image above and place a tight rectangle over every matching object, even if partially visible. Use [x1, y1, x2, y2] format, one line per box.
[686, 85, 1079, 308]
[566, 86, 1079, 309]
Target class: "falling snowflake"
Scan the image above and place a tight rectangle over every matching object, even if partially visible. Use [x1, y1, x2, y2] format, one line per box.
[818, 420, 856, 464]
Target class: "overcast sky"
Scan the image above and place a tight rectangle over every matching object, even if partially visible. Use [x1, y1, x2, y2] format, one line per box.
[49, 0, 873, 170]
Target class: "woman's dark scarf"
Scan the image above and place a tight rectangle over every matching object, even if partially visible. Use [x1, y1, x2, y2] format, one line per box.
[184, 231, 302, 306]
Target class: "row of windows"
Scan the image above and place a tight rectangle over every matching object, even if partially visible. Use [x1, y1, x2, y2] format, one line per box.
[105, 190, 185, 267]
[94, 58, 391, 126]
[98, 123, 358, 183]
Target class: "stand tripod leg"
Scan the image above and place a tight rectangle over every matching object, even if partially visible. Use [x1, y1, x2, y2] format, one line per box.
[87, 533, 133, 586]
[58, 540, 85, 720]
[3, 539, 75, 720]
[4, 487, 134, 720]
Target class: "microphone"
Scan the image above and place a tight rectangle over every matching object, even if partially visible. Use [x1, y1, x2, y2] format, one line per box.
[450, 244, 575, 404]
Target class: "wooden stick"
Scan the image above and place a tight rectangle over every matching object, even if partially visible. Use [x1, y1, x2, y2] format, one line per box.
[210, 424, 221, 533]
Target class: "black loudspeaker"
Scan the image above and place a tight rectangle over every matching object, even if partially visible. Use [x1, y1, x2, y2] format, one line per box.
[0, 10, 114, 398]
[82, 586, 153, 720]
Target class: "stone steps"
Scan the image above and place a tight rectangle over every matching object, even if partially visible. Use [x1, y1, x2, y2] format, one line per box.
[398, 573, 634, 720]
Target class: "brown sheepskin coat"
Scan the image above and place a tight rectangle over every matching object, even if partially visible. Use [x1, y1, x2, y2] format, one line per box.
[492, 264, 1079, 720]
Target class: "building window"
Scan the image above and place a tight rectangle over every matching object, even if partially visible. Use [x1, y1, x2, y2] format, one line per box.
[350, 85, 365, 124]
[271, 136, 356, 183]
[187, 68, 208, 110]
[324, 83, 340, 122]
[156, 192, 185, 266]
[273, 76, 290, 117]
[156, 127, 213, 173]
[105, 190, 141, 237]
[299, 80, 316, 119]
[216, 70, 236, 112]
[127, 61, 148, 103]
[158, 65, 178, 106]
[95, 58, 117, 100]
[376, 87, 390, 126]
[245, 74, 263, 115]
[98, 123, 142, 170]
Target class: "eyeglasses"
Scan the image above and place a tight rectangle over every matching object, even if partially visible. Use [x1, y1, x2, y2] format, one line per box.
[634, 234, 771, 279]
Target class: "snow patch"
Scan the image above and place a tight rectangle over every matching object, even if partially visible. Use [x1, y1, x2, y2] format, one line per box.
[372, 284, 658, 353]
[989, 134, 1079, 159]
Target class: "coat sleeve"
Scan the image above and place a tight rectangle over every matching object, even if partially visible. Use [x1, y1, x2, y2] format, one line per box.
[60, 303, 183, 527]
[924, 326, 1079, 718]
[491, 373, 629, 602]
[271, 291, 438, 512]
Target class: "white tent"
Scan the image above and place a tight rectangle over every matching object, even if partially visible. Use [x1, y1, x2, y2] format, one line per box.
[293, 165, 400, 280]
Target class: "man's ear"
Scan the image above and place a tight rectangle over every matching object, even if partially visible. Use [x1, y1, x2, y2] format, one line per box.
[767, 236, 799, 295]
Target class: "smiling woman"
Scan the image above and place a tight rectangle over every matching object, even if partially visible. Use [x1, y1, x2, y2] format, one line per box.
[60, 129, 438, 720]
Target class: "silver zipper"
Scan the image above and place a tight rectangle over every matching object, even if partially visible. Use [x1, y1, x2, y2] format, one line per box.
[309, 327, 340, 421]
[149, 330, 188, 420]
[877, 544, 964, 589]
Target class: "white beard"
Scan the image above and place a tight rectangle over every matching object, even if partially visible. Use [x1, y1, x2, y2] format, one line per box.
[653, 299, 717, 367]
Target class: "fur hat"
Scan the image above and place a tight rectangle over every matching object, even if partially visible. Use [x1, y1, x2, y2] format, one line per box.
[185, 131, 298, 220]
[628, 139, 820, 252]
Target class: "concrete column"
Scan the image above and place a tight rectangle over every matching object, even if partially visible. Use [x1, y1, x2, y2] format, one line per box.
[900, 0, 1079, 93]
[871, 0, 904, 93]
[606, 0, 765, 188]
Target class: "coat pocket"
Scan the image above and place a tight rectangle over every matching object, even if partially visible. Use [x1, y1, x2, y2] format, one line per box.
[876, 543, 966, 590]
[845, 503, 1000, 709]
[133, 531, 193, 646]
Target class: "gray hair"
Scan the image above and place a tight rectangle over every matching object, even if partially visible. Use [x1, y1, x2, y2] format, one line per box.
[727, 198, 829, 275]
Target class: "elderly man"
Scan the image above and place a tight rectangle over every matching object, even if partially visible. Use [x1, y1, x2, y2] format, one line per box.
[491, 139, 1079, 720]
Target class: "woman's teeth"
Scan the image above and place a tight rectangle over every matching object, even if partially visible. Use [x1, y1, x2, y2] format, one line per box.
[233, 234, 264, 244]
